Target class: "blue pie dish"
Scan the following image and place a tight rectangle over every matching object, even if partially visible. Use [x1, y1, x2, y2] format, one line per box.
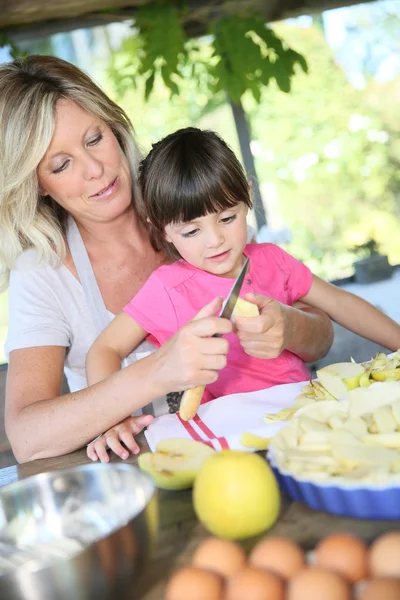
[268, 449, 400, 520]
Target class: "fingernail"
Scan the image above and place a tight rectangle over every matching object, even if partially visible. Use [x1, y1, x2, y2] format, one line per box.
[122, 452, 128, 459]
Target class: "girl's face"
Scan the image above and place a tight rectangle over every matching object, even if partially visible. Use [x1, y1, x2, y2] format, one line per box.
[164, 201, 249, 278]
[37, 99, 132, 226]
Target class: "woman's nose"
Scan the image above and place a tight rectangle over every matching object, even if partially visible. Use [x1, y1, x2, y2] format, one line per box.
[83, 154, 104, 180]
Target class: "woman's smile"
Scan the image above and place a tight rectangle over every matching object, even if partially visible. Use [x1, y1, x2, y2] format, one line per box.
[90, 176, 119, 200]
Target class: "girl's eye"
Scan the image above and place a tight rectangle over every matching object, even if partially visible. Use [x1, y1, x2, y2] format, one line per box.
[221, 214, 237, 224]
[182, 228, 199, 238]
[52, 161, 69, 174]
[87, 133, 103, 147]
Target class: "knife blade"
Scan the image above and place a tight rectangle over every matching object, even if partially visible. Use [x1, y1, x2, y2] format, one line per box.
[178, 257, 250, 421]
[214, 256, 249, 334]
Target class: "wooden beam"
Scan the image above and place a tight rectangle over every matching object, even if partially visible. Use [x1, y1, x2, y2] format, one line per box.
[1, 0, 377, 42]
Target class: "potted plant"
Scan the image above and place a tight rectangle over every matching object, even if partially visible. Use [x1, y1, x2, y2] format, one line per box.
[352, 239, 393, 284]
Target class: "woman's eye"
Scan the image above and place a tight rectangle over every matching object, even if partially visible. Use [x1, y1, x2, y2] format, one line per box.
[221, 214, 237, 224]
[182, 228, 199, 238]
[87, 133, 103, 147]
[52, 161, 69, 174]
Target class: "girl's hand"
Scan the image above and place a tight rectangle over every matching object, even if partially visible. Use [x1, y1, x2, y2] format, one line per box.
[87, 414, 154, 463]
[234, 293, 289, 359]
[152, 296, 232, 396]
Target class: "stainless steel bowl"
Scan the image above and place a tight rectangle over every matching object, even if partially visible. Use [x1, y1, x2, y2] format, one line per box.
[0, 463, 158, 600]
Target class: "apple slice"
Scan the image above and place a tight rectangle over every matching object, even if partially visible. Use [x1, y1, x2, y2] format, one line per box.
[232, 298, 259, 317]
[392, 400, 400, 426]
[240, 432, 271, 450]
[138, 438, 215, 490]
[372, 405, 397, 433]
[341, 417, 369, 438]
[362, 433, 400, 449]
[317, 362, 365, 399]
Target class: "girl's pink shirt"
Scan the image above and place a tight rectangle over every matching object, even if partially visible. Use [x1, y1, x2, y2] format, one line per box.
[123, 243, 312, 402]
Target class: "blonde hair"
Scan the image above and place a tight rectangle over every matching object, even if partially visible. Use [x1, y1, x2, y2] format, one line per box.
[0, 55, 142, 290]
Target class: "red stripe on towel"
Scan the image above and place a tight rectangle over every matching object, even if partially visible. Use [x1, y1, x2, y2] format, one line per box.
[177, 414, 214, 449]
[193, 415, 230, 449]
[193, 414, 215, 438]
[218, 437, 229, 449]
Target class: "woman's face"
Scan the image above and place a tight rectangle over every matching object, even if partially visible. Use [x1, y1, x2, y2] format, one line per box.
[37, 99, 132, 225]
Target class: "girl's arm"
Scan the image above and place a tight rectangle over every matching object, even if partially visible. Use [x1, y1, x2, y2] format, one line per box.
[6, 297, 231, 462]
[86, 312, 147, 386]
[301, 275, 400, 351]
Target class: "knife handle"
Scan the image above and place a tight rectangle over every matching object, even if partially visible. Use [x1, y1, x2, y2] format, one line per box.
[179, 385, 205, 421]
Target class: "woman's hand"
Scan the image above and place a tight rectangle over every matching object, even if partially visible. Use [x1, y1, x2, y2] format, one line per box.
[87, 414, 154, 463]
[234, 293, 289, 359]
[152, 296, 232, 396]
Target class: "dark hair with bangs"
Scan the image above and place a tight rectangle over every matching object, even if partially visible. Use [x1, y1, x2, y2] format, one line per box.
[139, 127, 252, 259]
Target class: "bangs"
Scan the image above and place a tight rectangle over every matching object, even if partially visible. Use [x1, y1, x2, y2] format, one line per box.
[161, 177, 248, 227]
[140, 127, 252, 232]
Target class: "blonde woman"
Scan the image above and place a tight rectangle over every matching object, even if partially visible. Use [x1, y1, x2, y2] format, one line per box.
[0, 55, 333, 463]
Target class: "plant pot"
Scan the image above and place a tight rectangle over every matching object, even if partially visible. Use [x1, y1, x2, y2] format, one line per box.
[353, 254, 393, 284]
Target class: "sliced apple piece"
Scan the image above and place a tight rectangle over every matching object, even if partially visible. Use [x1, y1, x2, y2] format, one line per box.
[317, 362, 365, 399]
[372, 405, 397, 433]
[392, 399, 400, 427]
[298, 430, 331, 451]
[298, 416, 330, 433]
[342, 417, 369, 438]
[138, 438, 215, 490]
[348, 382, 400, 417]
[328, 415, 345, 430]
[362, 433, 400, 449]
[332, 443, 397, 469]
[316, 370, 347, 400]
[240, 432, 271, 450]
[232, 298, 259, 317]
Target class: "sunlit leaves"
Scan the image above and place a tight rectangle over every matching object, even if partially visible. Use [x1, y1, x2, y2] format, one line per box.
[121, 3, 307, 103]
[134, 1, 188, 99]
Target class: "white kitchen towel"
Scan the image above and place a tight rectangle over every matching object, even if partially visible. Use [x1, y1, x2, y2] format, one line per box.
[144, 380, 307, 452]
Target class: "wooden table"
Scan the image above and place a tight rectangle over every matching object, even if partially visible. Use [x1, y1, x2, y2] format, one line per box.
[1, 434, 400, 599]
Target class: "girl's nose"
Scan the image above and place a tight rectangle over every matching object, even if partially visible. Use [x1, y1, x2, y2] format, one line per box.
[206, 227, 224, 248]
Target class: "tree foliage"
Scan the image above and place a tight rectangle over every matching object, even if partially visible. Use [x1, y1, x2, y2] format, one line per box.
[113, 0, 307, 102]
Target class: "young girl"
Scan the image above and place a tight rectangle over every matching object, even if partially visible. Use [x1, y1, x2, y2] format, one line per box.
[86, 127, 400, 459]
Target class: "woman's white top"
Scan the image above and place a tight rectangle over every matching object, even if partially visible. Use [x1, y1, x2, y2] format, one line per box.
[5, 248, 156, 394]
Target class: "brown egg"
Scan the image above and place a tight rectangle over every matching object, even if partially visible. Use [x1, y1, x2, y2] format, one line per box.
[369, 532, 400, 578]
[226, 566, 285, 600]
[288, 567, 352, 600]
[249, 536, 305, 580]
[315, 533, 368, 583]
[192, 537, 247, 578]
[165, 566, 224, 600]
[359, 578, 400, 600]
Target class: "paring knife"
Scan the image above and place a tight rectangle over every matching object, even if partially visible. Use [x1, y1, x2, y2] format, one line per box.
[179, 257, 250, 421]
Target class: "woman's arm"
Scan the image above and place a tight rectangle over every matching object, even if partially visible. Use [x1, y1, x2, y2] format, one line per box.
[235, 293, 334, 362]
[86, 312, 148, 386]
[301, 275, 400, 351]
[6, 297, 232, 462]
